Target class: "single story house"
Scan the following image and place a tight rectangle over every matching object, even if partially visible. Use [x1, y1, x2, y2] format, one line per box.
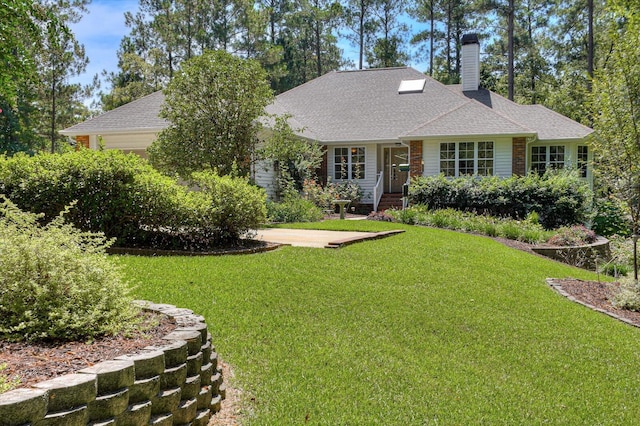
[61, 34, 593, 211]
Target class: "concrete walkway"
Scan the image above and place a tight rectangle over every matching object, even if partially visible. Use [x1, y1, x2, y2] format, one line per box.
[254, 228, 404, 248]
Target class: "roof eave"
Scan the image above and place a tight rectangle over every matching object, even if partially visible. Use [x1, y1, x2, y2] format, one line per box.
[59, 126, 166, 136]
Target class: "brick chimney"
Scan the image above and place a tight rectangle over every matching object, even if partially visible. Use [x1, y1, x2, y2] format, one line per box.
[461, 33, 480, 91]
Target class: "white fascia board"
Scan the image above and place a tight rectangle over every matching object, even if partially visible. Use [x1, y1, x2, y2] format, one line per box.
[401, 132, 536, 142]
[320, 138, 400, 145]
[59, 127, 165, 136]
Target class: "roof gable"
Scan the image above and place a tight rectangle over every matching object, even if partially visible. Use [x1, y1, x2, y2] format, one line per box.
[403, 99, 532, 138]
[60, 91, 167, 135]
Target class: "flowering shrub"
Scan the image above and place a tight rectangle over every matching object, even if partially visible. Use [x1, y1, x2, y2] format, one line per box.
[302, 178, 363, 210]
[547, 225, 597, 246]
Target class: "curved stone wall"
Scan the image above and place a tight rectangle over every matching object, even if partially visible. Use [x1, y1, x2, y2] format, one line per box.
[0, 301, 225, 426]
[531, 237, 610, 269]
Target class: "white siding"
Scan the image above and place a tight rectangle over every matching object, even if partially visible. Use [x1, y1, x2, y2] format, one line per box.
[493, 138, 512, 177]
[329, 143, 377, 203]
[423, 142, 440, 176]
[101, 133, 157, 152]
[253, 158, 277, 200]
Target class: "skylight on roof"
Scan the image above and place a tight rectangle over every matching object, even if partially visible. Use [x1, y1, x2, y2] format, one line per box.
[398, 79, 426, 94]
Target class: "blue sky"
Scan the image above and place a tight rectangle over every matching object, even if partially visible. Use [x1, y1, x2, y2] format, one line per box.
[69, 0, 429, 93]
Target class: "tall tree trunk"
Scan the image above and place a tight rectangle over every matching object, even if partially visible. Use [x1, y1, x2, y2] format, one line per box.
[429, 0, 434, 76]
[50, 76, 56, 154]
[315, 22, 322, 76]
[359, 3, 365, 69]
[507, 0, 515, 101]
[587, 0, 594, 92]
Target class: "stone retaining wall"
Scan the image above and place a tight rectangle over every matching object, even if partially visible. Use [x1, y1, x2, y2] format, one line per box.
[531, 237, 610, 269]
[0, 301, 225, 426]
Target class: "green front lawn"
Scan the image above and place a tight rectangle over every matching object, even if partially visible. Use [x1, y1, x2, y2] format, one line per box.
[122, 221, 640, 425]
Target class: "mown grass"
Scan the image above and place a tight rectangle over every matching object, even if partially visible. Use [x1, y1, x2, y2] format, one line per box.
[121, 221, 640, 425]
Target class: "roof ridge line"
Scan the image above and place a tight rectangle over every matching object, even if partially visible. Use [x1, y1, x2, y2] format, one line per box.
[402, 99, 473, 136]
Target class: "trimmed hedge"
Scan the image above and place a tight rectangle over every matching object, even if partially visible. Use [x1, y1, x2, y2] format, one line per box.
[409, 171, 591, 229]
[0, 150, 266, 249]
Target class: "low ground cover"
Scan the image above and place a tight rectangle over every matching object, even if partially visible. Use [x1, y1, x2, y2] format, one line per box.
[387, 206, 552, 243]
[122, 221, 640, 424]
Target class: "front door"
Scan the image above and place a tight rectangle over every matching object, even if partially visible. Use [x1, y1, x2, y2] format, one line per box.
[384, 147, 409, 193]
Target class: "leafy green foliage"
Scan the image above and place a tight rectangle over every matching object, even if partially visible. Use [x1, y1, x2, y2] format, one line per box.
[612, 278, 640, 311]
[0, 150, 266, 249]
[258, 116, 324, 199]
[590, 5, 640, 236]
[409, 171, 592, 229]
[388, 206, 551, 243]
[0, 363, 20, 393]
[302, 178, 364, 212]
[0, 197, 138, 342]
[267, 194, 323, 223]
[148, 50, 273, 179]
[190, 170, 267, 243]
[592, 198, 632, 237]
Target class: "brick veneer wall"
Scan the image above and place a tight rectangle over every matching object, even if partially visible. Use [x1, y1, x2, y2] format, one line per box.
[0, 301, 224, 426]
[512, 137, 526, 176]
[318, 146, 328, 185]
[409, 140, 423, 177]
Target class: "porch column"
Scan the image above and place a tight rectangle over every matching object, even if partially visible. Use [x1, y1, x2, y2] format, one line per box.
[512, 137, 526, 176]
[409, 140, 423, 176]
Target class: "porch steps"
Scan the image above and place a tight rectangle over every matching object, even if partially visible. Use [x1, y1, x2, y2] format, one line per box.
[376, 193, 404, 212]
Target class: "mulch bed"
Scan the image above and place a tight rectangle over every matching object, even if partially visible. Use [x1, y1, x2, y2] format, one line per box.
[0, 311, 177, 391]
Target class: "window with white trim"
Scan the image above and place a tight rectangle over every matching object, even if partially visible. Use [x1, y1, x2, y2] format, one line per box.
[439, 141, 494, 177]
[577, 145, 588, 178]
[530, 145, 565, 175]
[334, 147, 365, 180]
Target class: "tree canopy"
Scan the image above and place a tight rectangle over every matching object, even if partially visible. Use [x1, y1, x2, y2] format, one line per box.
[590, 1, 640, 233]
[147, 50, 273, 178]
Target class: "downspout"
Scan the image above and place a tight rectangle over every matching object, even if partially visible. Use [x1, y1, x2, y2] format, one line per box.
[525, 135, 537, 174]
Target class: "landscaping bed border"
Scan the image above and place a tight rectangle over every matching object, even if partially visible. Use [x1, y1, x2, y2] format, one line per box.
[0, 301, 225, 425]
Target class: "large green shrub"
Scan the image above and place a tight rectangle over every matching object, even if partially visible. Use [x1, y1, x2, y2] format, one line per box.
[0, 197, 138, 342]
[190, 170, 267, 242]
[409, 170, 591, 229]
[0, 150, 267, 249]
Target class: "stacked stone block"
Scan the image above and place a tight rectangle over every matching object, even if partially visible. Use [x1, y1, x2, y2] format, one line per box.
[0, 301, 224, 426]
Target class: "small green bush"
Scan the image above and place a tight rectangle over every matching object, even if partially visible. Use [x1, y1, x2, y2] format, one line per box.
[267, 195, 323, 223]
[409, 170, 591, 229]
[612, 278, 640, 311]
[0, 197, 138, 342]
[0, 363, 19, 393]
[592, 197, 631, 237]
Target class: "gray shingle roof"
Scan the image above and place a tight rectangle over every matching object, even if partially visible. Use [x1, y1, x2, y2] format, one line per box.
[268, 67, 591, 142]
[60, 91, 167, 135]
[62, 67, 592, 142]
[447, 85, 593, 140]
